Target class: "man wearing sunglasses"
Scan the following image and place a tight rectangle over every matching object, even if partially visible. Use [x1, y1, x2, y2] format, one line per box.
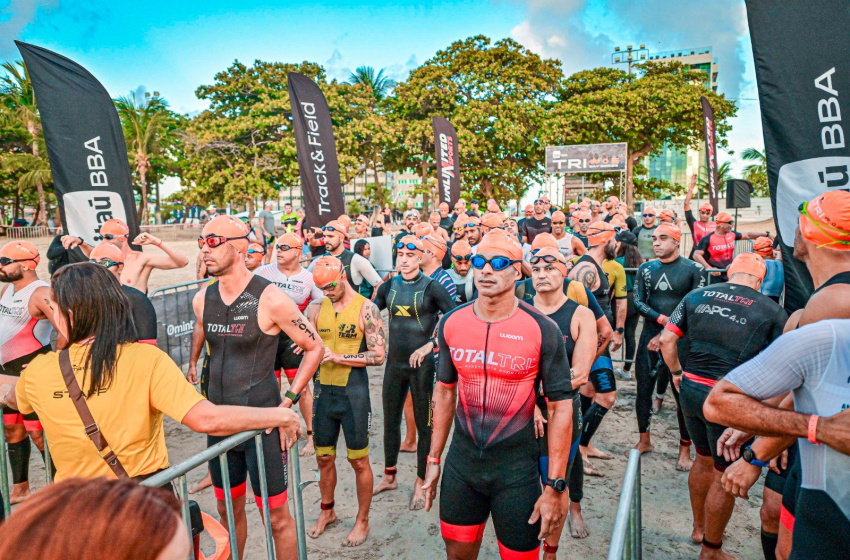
[573, 210, 593, 248]
[61, 218, 189, 294]
[456, 216, 482, 253]
[352, 215, 371, 239]
[633, 206, 659, 260]
[300, 256, 386, 547]
[424, 230, 575, 560]
[244, 243, 265, 272]
[0, 241, 64, 504]
[518, 204, 534, 232]
[521, 197, 553, 245]
[467, 199, 481, 218]
[312, 220, 382, 295]
[372, 235, 456, 508]
[551, 210, 587, 260]
[568, 222, 620, 475]
[192, 215, 324, 560]
[684, 174, 717, 258]
[446, 240, 476, 304]
[90, 242, 157, 346]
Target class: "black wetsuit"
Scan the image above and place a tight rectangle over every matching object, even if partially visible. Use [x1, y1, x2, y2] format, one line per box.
[536, 299, 585, 505]
[374, 272, 455, 479]
[668, 283, 786, 467]
[520, 216, 552, 245]
[515, 277, 605, 322]
[633, 256, 705, 440]
[204, 276, 289, 507]
[123, 285, 158, 343]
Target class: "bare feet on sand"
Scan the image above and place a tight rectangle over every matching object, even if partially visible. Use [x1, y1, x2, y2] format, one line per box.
[568, 503, 589, 538]
[698, 546, 737, 560]
[343, 519, 369, 547]
[399, 439, 417, 453]
[652, 396, 664, 415]
[410, 477, 426, 510]
[188, 472, 212, 494]
[373, 473, 398, 495]
[582, 457, 605, 477]
[631, 439, 653, 456]
[585, 443, 614, 460]
[308, 509, 339, 539]
[10, 483, 31, 505]
[299, 436, 315, 457]
[677, 445, 694, 472]
[691, 525, 705, 544]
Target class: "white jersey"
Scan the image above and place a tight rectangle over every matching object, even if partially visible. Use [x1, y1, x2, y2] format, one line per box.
[254, 265, 323, 311]
[0, 280, 52, 367]
[725, 320, 850, 520]
[554, 233, 575, 260]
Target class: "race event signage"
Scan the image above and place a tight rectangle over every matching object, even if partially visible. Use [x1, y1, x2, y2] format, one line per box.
[16, 42, 140, 242]
[701, 96, 720, 212]
[288, 72, 346, 229]
[746, 0, 850, 311]
[545, 143, 627, 174]
[432, 117, 461, 206]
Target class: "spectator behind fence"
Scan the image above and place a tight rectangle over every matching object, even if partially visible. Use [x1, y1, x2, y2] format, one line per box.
[0, 262, 303, 482]
[0, 477, 187, 560]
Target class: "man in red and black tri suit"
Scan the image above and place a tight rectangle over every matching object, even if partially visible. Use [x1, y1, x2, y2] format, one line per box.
[693, 212, 769, 282]
[423, 231, 575, 560]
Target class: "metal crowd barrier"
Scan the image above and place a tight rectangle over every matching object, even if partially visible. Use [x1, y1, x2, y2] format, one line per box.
[2, 225, 61, 239]
[141, 433, 314, 560]
[0, 410, 54, 520]
[607, 448, 643, 559]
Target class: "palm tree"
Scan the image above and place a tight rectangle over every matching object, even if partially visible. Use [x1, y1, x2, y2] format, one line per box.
[115, 92, 169, 224]
[347, 66, 395, 99]
[0, 61, 47, 225]
[742, 147, 768, 196]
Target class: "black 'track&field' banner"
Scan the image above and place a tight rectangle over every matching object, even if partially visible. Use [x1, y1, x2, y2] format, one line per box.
[433, 117, 460, 206]
[16, 42, 140, 243]
[700, 96, 720, 213]
[746, 0, 850, 312]
[288, 72, 345, 229]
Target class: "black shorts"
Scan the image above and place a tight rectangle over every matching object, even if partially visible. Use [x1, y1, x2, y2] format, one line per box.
[781, 453, 802, 533]
[537, 394, 582, 483]
[312, 383, 371, 459]
[589, 352, 616, 394]
[208, 428, 288, 509]
[789, 488, 850, 560]
[273, 334, 303, 380]
[2, 345, 50, 422]
[440, 443, 541, 555]
[680, 378, 745, 470]
[765, 442, 798, 495]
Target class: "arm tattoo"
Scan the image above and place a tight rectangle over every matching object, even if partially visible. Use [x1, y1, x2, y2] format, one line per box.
[291, 315, 315, 340]
[596, 333, 606, 352]
[578, 265, 598, 290]
[362, 301, 386, 365]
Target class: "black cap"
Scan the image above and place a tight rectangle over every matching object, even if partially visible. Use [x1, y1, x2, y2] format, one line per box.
[616, 230, 638, 246]
[470, 199, 479, 204]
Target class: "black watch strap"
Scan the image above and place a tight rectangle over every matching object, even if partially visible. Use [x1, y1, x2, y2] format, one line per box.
[615, 327, 624, 333]
[547, 478, 568, 493]
[285, 390, 300, 404]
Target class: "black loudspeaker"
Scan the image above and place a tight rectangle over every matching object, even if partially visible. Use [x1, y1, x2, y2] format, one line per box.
[726, 179, 753, 209]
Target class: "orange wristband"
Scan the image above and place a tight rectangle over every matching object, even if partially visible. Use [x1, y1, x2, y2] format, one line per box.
[427, 456, 441, 465]
[807, 414, 821, 445]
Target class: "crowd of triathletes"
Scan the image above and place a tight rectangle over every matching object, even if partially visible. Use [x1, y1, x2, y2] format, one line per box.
[1, 170, 849, 560]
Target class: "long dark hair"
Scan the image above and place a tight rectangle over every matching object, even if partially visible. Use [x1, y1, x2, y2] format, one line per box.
[51, 263, 138, 397]
[353, 239, 370, 256]
[618, 242, 643, 270]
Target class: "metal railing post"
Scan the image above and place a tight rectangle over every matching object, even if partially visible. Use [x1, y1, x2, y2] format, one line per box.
[43, 437, 53, 484]
[219, 453, 240, 560]
[254, 433, 276, 560]
[635, 464, 643, 558]
[176, 475, 196, 560]
[607, 448, 642, 560]
[289, 442, 310, 560]
[0, 411, 10, 518]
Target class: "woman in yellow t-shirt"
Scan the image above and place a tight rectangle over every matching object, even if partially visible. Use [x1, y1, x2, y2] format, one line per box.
[0, 263, 302, 481]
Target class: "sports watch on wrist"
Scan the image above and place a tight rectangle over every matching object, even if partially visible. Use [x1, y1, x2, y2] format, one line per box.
[285, 390, 301, 404]
[547, 478, 568, 493]
[742, 446, 770, 468]
[615, 327, 624, 334]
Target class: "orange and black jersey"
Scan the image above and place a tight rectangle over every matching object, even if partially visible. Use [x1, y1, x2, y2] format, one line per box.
[437, 300, 575, 454]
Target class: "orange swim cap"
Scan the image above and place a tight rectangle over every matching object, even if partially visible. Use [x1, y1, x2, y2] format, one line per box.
[90, 242, 123, 263]
[477, 230, 523, 271]
[524, 204, 533, 213]
[337, 214, 352, 231]
[247, 243, 266, 255]
[654, 223, 682, 243]
[313, 256, 344, 287]
[480, 212, 505, 230]
[462, 215, 481, 229]
[752, 236, 774, 257]
[643, 206, 657, 217]
[530, 246, 567, 277]
[0, 240, 40, 270]
[397, 235, 424, 255]
[575, 210, 591, 222]
[699, 202, 714, 214]
[659, 209, 676, 223]
[276, 233, 303, 249]
[610, 214, 627, 229]
[531, 232, 559, 252]
[422, 235, 448, 259]
[587, 221, 616, 246]
[414, 223, 435, 238]
[100, 218, 129, 237]
[714, 212, 733, 224]
[324, 219, 348, 239]
[798, 190, 850, 250]
[728, 252, 766, 281]
[202, 215, 251, 253]
[451, 239, 473, 257]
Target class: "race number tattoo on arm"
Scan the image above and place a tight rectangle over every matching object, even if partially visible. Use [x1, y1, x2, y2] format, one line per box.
[291, 315, 315, 340]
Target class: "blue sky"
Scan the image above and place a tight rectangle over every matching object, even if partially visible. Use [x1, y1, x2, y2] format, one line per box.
[2, 0, 763, 173]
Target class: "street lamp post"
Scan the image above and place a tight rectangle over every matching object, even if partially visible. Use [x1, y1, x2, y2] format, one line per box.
[611, 44, 649, 75]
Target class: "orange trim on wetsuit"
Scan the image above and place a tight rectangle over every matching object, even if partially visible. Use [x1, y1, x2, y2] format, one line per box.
[213, 481, 247, 501]
[2, 413, 43, 431]
[440, 521, 485, 543]
[780, 505, 795, 532]
[498, 542, 540, 560]
[683, 372, 718, 388]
